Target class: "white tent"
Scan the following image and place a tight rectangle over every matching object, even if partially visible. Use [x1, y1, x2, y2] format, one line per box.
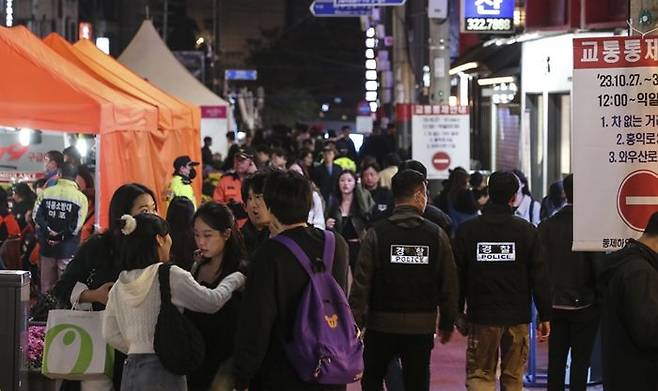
[119, 20, 231, 157]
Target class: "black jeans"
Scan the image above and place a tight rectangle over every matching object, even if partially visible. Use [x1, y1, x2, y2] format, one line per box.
[362, 329, 434, 391]
[547, 306, 600, 391]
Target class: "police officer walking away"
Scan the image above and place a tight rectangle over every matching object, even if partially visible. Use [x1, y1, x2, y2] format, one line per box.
[538, 174, 599, 391]
[453, 171, 551, 391]
[349, 169, 458, 391]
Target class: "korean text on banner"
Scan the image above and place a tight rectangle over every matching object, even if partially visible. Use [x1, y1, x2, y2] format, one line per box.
[411, 105, 470, 180]
[573, 36, 658, 251]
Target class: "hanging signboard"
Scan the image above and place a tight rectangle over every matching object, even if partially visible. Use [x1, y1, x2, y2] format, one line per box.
[460, 0, 515, 34]
[573, 36, 658, 251]
[411, 105, 470, 180]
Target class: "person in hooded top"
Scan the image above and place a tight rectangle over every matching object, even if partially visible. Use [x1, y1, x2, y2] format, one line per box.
[102, 212, 245, 391]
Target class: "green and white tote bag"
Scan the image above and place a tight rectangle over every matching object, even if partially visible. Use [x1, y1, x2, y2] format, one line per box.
[41, 309, 114, 381]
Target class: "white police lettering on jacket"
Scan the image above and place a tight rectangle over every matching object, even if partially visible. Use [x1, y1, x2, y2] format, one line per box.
[390, 245, 430, 264]
[476, 242, 516, 262]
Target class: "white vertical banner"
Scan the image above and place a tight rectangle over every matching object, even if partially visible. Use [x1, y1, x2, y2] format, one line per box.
[411, 105, 470, 180]
[573, 36, 658, 251]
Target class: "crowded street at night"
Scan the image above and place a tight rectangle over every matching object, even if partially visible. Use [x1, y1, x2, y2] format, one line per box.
[0, 1, 654, 390]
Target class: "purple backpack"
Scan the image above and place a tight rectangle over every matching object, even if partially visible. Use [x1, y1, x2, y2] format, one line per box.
[273, 230, 364, 385]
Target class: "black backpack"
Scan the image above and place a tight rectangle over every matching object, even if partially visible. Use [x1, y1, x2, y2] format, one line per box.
[154, 264, 205, 375]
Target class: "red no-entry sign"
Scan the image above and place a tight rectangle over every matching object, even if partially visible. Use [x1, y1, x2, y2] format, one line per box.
[432, 151, 451, 171]
[617, 170, 658, 231]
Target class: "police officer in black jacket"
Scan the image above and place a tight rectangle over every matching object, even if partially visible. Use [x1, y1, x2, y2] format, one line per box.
[454, 171, 551, 391]
[538, 174, 599, 391]
[350, 169, 458, 391]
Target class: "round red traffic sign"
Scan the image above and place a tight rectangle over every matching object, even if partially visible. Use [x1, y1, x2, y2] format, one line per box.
[617, 170, 658, 231]
[432, 152, 451, 171]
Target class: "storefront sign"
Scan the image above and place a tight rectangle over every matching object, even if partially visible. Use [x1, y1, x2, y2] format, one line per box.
[461, 0, 514, 33]
[573, 36, 658, 250]
[411, 105, 470, 180]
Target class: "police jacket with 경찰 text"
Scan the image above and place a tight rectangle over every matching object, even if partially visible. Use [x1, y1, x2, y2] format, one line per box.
[34, 178, 88, 259]
[349, 205, 458, 335]
[453, 203, 551, 326]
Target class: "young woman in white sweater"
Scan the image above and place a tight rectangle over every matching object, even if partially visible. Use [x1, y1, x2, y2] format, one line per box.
[102, 213, 245, 391]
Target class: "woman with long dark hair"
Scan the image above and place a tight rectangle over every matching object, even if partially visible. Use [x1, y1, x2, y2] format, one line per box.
[53, 183, 159, 390]
[186, 202, 247, 390]
[325, 170, 374, 268]
[102, 213, 245, 391]
[166, 196, 196, 271]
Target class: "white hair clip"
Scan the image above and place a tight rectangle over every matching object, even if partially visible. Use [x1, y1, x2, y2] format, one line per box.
[120, 214, 137, 235]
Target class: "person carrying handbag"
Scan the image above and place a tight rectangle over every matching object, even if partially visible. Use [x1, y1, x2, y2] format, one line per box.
[102, 213, 245, 391]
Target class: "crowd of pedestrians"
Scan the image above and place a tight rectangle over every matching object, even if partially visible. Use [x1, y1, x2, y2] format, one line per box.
[3, 124, 658, 391]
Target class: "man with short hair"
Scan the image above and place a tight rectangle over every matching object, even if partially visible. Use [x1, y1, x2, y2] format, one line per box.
[454, 171, 551, 391]
[34, 162, 88, 292]
[42, 150, 64, 189]
[240, 169, 273, 257]
[399, 159, 453, 234]
[350, 169, 458, 391]
[361, 161, 394, 221]
[214, 147, 257, 226]
[312, 142, 342, 203]
[233, 171, 350, 391]
[539, 174, 599, 391]
[598, 211, 658, 390]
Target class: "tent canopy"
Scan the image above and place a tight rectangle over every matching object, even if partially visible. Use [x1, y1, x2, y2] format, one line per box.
[119, 20, 231, 155]
[0, 26, 157, 134]
[0, 26, 197, 227]
[119, 20, 228, 108]
[44, 34, 203, 209]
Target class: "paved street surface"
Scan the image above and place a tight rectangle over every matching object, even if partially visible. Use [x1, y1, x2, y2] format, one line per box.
[348, 333, 604, 390]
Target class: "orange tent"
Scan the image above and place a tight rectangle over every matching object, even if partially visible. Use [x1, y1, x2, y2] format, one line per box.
[43, 34, 202, 212]
[0, 26, 162, 227]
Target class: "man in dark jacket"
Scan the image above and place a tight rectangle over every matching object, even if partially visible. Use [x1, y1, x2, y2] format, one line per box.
[361, 161, 394, 221]
[240, 169, 272, 257]
[312, 142, 342, 203]
[597, 211, 658, 391]
[349, 169, 458, 391]
[538, 174, 599, 391]
[232, 171, 350, 391]
[454, 171, 551, 390]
